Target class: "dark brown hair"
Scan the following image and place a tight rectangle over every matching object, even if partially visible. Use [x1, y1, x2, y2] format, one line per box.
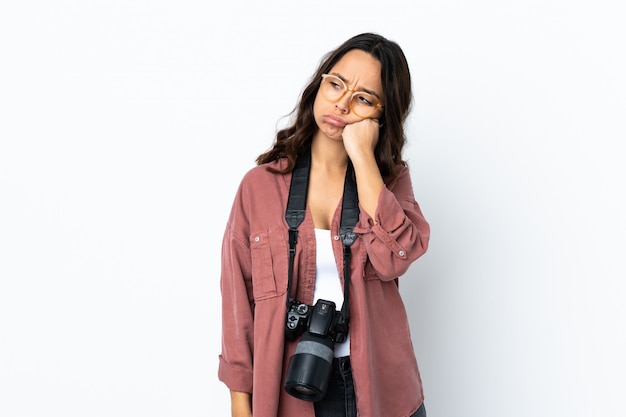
[256, 33, 413, 177]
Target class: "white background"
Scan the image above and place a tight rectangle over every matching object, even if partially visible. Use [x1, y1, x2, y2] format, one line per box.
[1, 1, 625, 416]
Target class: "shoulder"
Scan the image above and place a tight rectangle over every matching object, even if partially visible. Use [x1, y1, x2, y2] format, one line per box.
[234, 158, 290, 202]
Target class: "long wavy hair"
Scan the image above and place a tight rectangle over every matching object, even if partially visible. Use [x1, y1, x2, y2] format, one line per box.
[256, 33, 413, 177]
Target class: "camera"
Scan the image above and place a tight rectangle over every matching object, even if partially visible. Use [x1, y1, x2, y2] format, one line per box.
[284, 299, 348, 401]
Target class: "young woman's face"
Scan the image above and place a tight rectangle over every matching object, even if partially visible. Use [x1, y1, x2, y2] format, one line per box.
[313, 49, 384, 141]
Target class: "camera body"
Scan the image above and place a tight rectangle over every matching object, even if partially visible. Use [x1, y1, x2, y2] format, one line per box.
[284, 299, 349, 401]
[285, 299, 348, 343]
[285, 301, 311, 341]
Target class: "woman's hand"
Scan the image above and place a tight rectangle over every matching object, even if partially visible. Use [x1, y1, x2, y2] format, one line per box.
[341, 117, 380, 163]
[230, 390, 253, 417]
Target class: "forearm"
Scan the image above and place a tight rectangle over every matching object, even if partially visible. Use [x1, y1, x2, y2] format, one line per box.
[230, 390, 252, 417]
[352, 152, 384, 219]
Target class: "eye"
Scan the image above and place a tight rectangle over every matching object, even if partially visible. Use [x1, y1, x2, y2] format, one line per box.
[329, 80, 343, 90]
[355, 93, 376, 107]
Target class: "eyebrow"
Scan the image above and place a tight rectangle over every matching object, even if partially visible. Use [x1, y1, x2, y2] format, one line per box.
[331, 72, 382, 100]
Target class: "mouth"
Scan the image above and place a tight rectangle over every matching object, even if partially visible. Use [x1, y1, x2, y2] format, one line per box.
[323, 115, 347, 128]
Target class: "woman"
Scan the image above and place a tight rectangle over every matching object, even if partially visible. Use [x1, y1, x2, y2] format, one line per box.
[219, 33, 430, 417]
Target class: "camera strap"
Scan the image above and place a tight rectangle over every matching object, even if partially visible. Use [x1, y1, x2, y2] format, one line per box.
[285, 146, 359, 330]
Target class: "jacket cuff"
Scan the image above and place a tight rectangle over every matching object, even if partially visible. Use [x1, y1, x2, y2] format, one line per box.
[218, 355, 254, 393]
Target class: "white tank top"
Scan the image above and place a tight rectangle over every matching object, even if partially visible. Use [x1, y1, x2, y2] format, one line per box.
[313, 228, 350, 357]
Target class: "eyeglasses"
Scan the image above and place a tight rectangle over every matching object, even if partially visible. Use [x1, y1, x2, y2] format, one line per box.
[319, 74, 383, 118]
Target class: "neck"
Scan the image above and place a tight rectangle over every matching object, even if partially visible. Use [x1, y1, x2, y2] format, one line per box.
[310, 137, 349, 173]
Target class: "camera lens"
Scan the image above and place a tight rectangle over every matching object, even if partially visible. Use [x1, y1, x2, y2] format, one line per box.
[290, 385, 317, 397]
[284, 332, 334, 401]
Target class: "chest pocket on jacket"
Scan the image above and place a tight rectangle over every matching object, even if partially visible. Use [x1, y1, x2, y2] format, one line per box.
[249, 229, 288, 301]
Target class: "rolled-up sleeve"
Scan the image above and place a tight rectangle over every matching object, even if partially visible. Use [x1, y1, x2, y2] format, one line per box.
[354, 166, 430, 280]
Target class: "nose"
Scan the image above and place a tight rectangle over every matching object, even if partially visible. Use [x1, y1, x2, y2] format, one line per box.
[335, 93, 351, 114]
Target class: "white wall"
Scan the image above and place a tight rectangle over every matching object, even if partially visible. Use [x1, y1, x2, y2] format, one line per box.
[1, 1, 624, 416]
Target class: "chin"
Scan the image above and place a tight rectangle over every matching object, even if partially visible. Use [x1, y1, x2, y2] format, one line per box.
[324, 126, 344, 140]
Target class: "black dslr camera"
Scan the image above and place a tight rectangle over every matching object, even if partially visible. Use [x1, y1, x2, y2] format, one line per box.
[284, 299, 348, 401]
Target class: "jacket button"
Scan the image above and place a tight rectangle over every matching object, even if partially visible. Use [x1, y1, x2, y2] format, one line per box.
[254, 236, 260, 242]
[398, 250, 405, 257]
[333, 235, 340, 240]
